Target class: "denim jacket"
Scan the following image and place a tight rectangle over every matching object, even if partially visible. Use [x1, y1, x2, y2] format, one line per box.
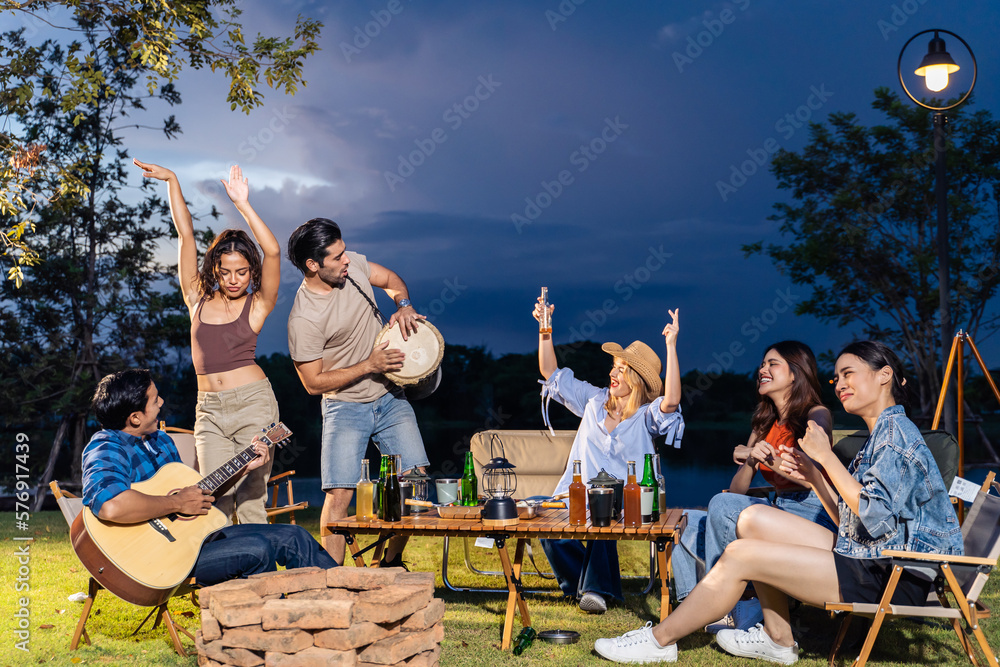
[835, 405, 963, 559]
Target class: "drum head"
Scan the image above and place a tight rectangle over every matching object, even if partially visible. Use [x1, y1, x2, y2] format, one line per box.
[375, 320, 445, 386]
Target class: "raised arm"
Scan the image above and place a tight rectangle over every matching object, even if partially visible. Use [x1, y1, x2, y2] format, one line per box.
[133, 158, 199, 312]
[660, 308, 680, 413]
[368, 261, 426, 341]
[533, 297, 557, 380]
[220, 165, 281, 324]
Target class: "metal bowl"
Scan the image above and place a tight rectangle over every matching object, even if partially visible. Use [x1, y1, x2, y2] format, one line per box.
[538, 630, 580, 644]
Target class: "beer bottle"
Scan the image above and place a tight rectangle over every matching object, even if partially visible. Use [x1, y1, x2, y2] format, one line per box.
[539, 287, 552, 334]
[624, 460, 641, 527]
[376, 454, 389, 520]
[568, 459, 586, 526]
[654, 453, 666, 514]
[356, 458, 374, 522]
[460, 451, 478, 506]
[640, 453, 658, 524]
[512, 626, 537, 656]
[383, 455, 402, 522]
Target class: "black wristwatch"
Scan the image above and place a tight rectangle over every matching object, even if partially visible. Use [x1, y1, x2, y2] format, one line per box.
[397, 298, 412, 309]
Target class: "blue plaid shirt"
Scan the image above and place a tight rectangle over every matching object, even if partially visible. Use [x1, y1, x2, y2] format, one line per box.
[82, 429, 181, 517]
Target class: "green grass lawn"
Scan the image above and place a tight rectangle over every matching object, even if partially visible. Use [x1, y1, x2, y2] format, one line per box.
[3, 508, 997, 666]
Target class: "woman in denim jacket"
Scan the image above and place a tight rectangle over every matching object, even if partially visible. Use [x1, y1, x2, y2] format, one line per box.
[594, 341, 962, 665]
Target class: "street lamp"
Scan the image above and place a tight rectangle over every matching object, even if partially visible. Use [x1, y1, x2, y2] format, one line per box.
[897, 29, 977, 436]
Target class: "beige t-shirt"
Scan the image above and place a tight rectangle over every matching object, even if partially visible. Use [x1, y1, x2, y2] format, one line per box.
[287, 251, 394, 403]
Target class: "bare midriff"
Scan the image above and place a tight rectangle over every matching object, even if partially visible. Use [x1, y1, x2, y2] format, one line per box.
[197, 364, 267, 392]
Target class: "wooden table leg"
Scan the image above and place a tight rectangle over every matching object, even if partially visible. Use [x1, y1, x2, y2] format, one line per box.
[657, 538, 673, 621]
[344, 533, 368, 568]
[496, 538, 531, 651]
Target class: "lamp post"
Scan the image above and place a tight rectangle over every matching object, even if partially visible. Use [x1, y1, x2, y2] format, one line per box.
[897, 29, 977, 435]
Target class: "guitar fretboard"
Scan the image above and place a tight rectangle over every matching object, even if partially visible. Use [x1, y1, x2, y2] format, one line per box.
[196, 443, 268, 494]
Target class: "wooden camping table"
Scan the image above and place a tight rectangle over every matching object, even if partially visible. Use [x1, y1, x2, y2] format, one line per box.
[326, 507, 686, 651]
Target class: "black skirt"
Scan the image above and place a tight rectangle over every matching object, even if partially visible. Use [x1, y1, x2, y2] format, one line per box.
[833, 553, 934, 606]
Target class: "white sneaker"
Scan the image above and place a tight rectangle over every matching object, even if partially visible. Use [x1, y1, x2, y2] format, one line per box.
[594, 622, 677, 663]
[706, 598, 764, 633]
[716, 623, 798, 664]
[579, 591, 607, 614]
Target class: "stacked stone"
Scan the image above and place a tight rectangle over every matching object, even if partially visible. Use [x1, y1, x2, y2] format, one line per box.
[195, 567, 443, 667]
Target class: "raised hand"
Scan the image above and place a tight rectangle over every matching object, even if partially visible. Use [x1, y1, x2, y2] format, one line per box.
[221, 164, 249, 205]
[133, 158, 175, 182]
[662, 308, 679, 346]
[798, 419, 832, 462]
[532, 296, 554, 323]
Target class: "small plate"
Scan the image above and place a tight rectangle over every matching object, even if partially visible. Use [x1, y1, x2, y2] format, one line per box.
[538, 629, 580, 644]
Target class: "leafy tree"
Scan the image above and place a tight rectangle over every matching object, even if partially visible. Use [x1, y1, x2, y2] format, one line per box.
[745, 88, 1000, 417]
[0, 17, 208, 508]
[0, 0, 322, 285]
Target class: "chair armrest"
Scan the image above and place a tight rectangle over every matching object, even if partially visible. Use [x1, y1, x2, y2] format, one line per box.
[672, 511, 690, 544]
[268, 470, 296, 485]
[880, 549, 997, 566]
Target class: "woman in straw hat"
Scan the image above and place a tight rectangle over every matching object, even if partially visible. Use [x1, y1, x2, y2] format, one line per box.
[533, 298, 683, 614]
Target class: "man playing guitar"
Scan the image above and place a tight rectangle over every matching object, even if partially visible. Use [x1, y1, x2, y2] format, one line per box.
[81, 369, 337, 589]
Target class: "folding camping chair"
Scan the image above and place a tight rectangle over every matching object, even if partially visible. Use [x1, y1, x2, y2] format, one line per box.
[50, 480, 198, 656]
[825, 471, 1000, 667]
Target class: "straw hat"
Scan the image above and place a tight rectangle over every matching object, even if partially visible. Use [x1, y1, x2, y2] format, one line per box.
[601, 340, 662, 395]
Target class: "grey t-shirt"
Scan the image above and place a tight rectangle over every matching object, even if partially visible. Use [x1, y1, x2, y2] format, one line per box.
[287, 251, 394, 402]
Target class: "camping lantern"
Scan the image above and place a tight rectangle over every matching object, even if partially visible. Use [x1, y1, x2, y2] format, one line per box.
[481, 434, 519, 528]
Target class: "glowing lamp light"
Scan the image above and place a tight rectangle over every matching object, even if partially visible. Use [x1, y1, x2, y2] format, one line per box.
[914, 32, 960, 93]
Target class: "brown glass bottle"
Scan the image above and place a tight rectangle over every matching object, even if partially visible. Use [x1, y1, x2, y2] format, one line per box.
[623, 460, 641, 527]
[568, 460, 586, 526]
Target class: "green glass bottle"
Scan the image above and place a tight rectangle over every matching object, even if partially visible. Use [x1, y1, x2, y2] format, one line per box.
[383, 454, 402, 522]
[640, 453, 659, 524]
[376, 454, 389, 520]
[512, 626, 536, 656]
[460, 451, 478, 506]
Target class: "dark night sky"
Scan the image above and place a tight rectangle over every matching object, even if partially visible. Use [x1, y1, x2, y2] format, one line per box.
[113, 0, 1000, 374]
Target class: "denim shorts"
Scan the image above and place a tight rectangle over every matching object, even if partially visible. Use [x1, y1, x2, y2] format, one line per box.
[321, 390, 429, 489]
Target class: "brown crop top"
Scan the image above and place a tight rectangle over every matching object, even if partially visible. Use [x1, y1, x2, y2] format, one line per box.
[190, 295, 258, 375]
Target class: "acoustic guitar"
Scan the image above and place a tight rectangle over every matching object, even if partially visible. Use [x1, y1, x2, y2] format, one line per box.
[70, 422, 292, 607]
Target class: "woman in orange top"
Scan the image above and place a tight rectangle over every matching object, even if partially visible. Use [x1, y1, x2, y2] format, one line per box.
[671, 341, 837, 630]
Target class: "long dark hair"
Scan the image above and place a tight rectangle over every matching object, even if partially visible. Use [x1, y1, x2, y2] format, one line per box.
[198, 229, 262, 299]
[750, 340, 824, 441]
[836, 340, 910, 410]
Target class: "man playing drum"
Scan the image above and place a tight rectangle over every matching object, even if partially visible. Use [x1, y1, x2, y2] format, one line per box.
[286, 217, 431, 566]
